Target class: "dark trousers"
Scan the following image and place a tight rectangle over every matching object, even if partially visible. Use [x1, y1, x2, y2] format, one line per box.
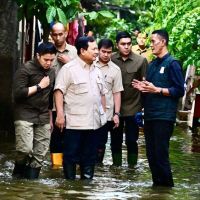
[63, 129, 99, 167]
[144, 120, 174, 187]
[96, 121, 115, 163]
[97, 121, 114, 150]
[50, 111, 64, 153]
[110, 116, 139, 155]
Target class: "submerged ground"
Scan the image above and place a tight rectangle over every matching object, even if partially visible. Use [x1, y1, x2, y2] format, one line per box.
[0, 126, 199, 199]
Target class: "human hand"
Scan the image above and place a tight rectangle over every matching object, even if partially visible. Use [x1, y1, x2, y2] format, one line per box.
[57, 54, 70, 64]
[113, 115, 119, 128]
[140, 80, 160, 93]
[39, 76, 50, 89]
[55, 113, 65, 132]
[132, 79, 146, 91]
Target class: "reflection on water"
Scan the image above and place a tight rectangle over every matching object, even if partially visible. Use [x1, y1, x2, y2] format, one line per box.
[0, 127, 200, 200]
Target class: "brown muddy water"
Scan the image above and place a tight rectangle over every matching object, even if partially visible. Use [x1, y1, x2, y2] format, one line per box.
[0, 126, 199, 200]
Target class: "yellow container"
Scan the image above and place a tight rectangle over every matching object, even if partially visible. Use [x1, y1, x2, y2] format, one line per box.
[51, 153, 63, 169]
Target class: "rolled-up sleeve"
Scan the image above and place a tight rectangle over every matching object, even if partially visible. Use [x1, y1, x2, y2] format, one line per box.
[112, 69, 124, 93]
[13, 67, 29, 101]
[168, 61, 185, 98]
[54, 65, 71, 95]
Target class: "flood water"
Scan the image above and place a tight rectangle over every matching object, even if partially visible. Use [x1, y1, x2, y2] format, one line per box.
[0, 126, 199, 200]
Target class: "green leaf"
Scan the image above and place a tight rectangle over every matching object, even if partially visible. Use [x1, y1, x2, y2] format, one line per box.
[46, 6, 56, 23]
[45, 0, 55, 6]
[60, 0, 67, 6]
[88, 11, 98, 20]
[56, 8, 67, 25]
[196, 60, 200, 67]
[65, 7, 78, 20]
[99, 10, 114, 18]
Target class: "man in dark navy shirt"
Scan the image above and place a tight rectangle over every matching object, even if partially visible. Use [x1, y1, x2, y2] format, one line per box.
[132, 29, 185, 187]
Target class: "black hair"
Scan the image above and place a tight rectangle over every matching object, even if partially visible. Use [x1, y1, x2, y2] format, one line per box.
[37, 42, 57, 55]
[75, 36, 95, 55]
[116, 31, 132, 43]
[84, 25, 93, 35]
[98, 39, 114, 50]
[133, 27, 140, 33]
[152, 29, 169, 45]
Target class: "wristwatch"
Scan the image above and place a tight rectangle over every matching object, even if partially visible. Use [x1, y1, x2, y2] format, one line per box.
[36, 84, 42, 92]
[114, 112, 121, 117]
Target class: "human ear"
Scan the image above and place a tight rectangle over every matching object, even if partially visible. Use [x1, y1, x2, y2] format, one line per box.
[80, 48, 86, 55]
[36, 53, 40, 59]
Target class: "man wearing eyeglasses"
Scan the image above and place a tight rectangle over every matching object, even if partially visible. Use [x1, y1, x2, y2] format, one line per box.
[132, 29, 185, 187]
[111, 31, 148, 167]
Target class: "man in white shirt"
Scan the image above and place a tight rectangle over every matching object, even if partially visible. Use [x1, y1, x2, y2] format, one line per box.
[54, 36, 107, 180]
[95, 39, 123, 164]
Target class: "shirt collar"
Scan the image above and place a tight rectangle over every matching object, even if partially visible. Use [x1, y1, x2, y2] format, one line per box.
[157, 53, 170, 62]
[154, 53, 170, 65]
[57, 43, 70, 53]
[137, 47, 147, 54]
[114, 51, 135, 61]
[95, 57, 110, 68]
[77, 56, 95, 70]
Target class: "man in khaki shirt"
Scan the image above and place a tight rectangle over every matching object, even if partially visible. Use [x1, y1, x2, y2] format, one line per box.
[54, 36, 107, 180]
[50, 22, 77, 75]
[50, 22, 77, 168]
[132, 32, 152, 63]
[111, 31, 148, 167]
[95, 39, 123, 164]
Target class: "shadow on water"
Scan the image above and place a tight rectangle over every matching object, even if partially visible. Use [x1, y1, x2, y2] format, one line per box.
[0, 126, 200, 200]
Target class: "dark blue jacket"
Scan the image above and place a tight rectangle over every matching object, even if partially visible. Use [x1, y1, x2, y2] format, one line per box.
[144, 53, 185, 122]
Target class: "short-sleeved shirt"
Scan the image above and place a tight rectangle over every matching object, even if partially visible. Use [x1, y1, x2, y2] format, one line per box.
[52, 43, 77, 111]
[112, 52, 148, 116]
[132, 45, 153, 63]
[95, 59, 124, 121]
[54, 57, 107, 130]
[53, 43, 77, 76]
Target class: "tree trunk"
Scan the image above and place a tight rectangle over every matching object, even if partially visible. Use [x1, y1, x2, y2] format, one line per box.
[0, 0, 18, 135]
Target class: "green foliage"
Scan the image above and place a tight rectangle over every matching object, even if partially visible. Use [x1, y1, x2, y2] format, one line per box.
[83, 10, 114, 22]
[56, 8, 67, 25]
[13, 0, 81, 26]
[86, 0, 155, 43]
[134, 0, 200, 74]
[84, 10, 133, 44]
[103, 18, 132, 42]
[109, 0, 200, 73]
[46, 6, 56, 23]
[83, 10, 121, 40]
[12, 0, 200, 74]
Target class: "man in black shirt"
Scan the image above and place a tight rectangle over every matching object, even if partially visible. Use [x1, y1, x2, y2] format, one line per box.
[13, 42, 56, 179]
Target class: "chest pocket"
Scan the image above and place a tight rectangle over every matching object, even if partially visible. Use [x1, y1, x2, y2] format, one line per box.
[105, 76, 113, 91]
[74, 81, 88, 94]
[124, 66, 138, 85]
